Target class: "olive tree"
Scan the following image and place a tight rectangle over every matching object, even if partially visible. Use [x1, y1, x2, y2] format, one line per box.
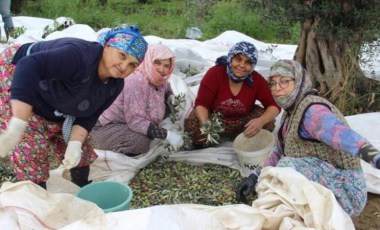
[243, 0, 380, 114]
[10, 0, 24, 13]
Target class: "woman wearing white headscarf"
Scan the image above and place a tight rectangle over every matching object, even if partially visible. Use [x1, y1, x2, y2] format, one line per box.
[91, 43, 183, 155]
[236, 59, 380, 217]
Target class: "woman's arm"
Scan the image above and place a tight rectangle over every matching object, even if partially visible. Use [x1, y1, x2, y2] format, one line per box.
[301, 104, 380, 168]
[0, 100, 31, 157]
[301, 104, 367, 154]
[244, 105, 280, 138]
[123, 73, 156, 134]
[193, 66, 219, 119]
[11, 100, 33, 120]
[70, 125, 88, 143]
[195, 105, 210, 124]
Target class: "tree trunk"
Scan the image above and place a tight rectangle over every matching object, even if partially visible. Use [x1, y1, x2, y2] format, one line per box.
[293, 17, 378, 114]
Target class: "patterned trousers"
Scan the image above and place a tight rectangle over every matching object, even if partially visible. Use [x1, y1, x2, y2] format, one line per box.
[91, 122, 151, 155]
[0, 45, 97, 183]
[184, 105, 275, 148]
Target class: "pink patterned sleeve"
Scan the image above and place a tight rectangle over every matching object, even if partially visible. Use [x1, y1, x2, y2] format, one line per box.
[123, 71, 152, 134]
[253, 138, 282, 176]
[263, 142, 282, 167]
[300, 104, 367, 156]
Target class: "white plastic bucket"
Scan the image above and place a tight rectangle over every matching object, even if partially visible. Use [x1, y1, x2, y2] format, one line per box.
[233, 129, 275, 177]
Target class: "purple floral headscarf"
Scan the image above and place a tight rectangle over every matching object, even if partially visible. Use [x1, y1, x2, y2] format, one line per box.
[216, 41, 258, 86]
[227, 41, 258, 85]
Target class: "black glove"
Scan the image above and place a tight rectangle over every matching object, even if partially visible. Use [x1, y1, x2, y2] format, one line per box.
[147, 123, 167, 140]
[236, 174, 258, 202]
[359, 143, 380, 169]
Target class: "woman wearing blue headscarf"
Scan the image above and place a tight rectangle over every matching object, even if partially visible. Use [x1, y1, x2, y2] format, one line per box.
[0, 25, 148, 189]
[184, 41, 280, 149]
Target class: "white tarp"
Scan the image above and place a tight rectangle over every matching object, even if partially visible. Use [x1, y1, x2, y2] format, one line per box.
[0, 16, 380, 229]
[88, 74, 380, 196]
[1, 167, 356, 229]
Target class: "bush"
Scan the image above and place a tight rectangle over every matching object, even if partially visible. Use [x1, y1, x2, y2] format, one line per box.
[200, 1, 273, 41]
[16, 0, 299, 43]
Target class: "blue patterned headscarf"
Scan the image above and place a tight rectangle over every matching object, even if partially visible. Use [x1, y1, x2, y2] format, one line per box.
[216, 41, 258, 86]
[98, 25, 148, 63]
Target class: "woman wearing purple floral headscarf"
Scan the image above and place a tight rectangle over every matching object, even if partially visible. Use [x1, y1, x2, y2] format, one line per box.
[0, 25, 148, 189]
[184, 41, 280, 149]
[236, 59, 380, 217]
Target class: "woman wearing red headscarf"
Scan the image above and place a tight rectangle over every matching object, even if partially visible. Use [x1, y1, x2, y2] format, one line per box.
[91, 43, 183, 155]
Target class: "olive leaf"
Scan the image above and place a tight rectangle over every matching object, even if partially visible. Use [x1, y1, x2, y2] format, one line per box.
[168, 93, 186, 123]
[199, 112, 224, 145]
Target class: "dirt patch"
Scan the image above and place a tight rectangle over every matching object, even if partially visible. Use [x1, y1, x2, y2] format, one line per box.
[353, 193, 380, 230]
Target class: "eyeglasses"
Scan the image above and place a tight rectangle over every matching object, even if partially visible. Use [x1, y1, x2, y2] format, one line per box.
[268, 78, 295, 90]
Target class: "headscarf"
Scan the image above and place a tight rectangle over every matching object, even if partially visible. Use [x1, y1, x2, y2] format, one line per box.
[215, 41, 258, 86]
[138, 43, 175, 86]
[269, 60, 314, 110]
[97, 25, 148, 63]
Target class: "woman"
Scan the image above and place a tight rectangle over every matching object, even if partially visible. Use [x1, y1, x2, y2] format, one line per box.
[0, 25, 148, 189]
[91, 43, 183, 156]
[0, 0, 14, 41]
[236, 59, 380, 217]
[184, 41, 280, 149]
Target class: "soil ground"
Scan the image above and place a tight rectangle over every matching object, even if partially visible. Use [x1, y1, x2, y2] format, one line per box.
[353, 193, 380, 229]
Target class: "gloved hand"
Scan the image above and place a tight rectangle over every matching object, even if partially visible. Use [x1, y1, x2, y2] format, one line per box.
[236, 174, 258, 202]
[359, 143, 380, 169]
[166, 130, 184, 148]
[62, 140, 82, 169]
[167, 94, 176, 106]
[0, 117, 28, 158]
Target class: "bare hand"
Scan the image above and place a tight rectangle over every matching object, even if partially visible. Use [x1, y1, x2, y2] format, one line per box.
[243, 118, 264, 138]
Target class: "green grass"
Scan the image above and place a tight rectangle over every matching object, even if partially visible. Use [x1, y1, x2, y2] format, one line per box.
[17, 0, 299, 44]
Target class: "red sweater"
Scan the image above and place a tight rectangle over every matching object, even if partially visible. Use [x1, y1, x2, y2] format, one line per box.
[195, 65, 279, 121]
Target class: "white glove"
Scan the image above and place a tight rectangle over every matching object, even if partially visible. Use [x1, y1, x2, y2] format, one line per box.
[166, 130, 184, 148]
[167, 94, 176, 106]
[0, 117, 28, 158]
[62, 140, 82, 169]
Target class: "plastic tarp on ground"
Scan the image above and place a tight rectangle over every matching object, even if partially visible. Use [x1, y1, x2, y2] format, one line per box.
[88, 74, 380, 195]
[1, 74, 379, 229]
[1, 166, 360, 229]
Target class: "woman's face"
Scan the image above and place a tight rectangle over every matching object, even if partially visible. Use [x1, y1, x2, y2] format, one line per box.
[153, 58, 171, 77]
[101, 45, 140, 79]
[230, 54, 253, 77]
[269, 75, 295, 99]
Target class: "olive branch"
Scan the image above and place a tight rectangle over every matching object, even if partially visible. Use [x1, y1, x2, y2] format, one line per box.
[168, 93, 186, 124]
[199, 112, 224, 145]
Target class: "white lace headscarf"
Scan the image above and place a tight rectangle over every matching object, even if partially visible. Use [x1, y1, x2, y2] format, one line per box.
[269, 60, 314, 110]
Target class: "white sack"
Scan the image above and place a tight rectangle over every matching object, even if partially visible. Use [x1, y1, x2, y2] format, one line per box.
[0, 167, 355, 229]
[0, 181, 104, 229]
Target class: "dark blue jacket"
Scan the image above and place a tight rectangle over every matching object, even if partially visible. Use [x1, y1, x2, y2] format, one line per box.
[11, 37, 124, 132]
